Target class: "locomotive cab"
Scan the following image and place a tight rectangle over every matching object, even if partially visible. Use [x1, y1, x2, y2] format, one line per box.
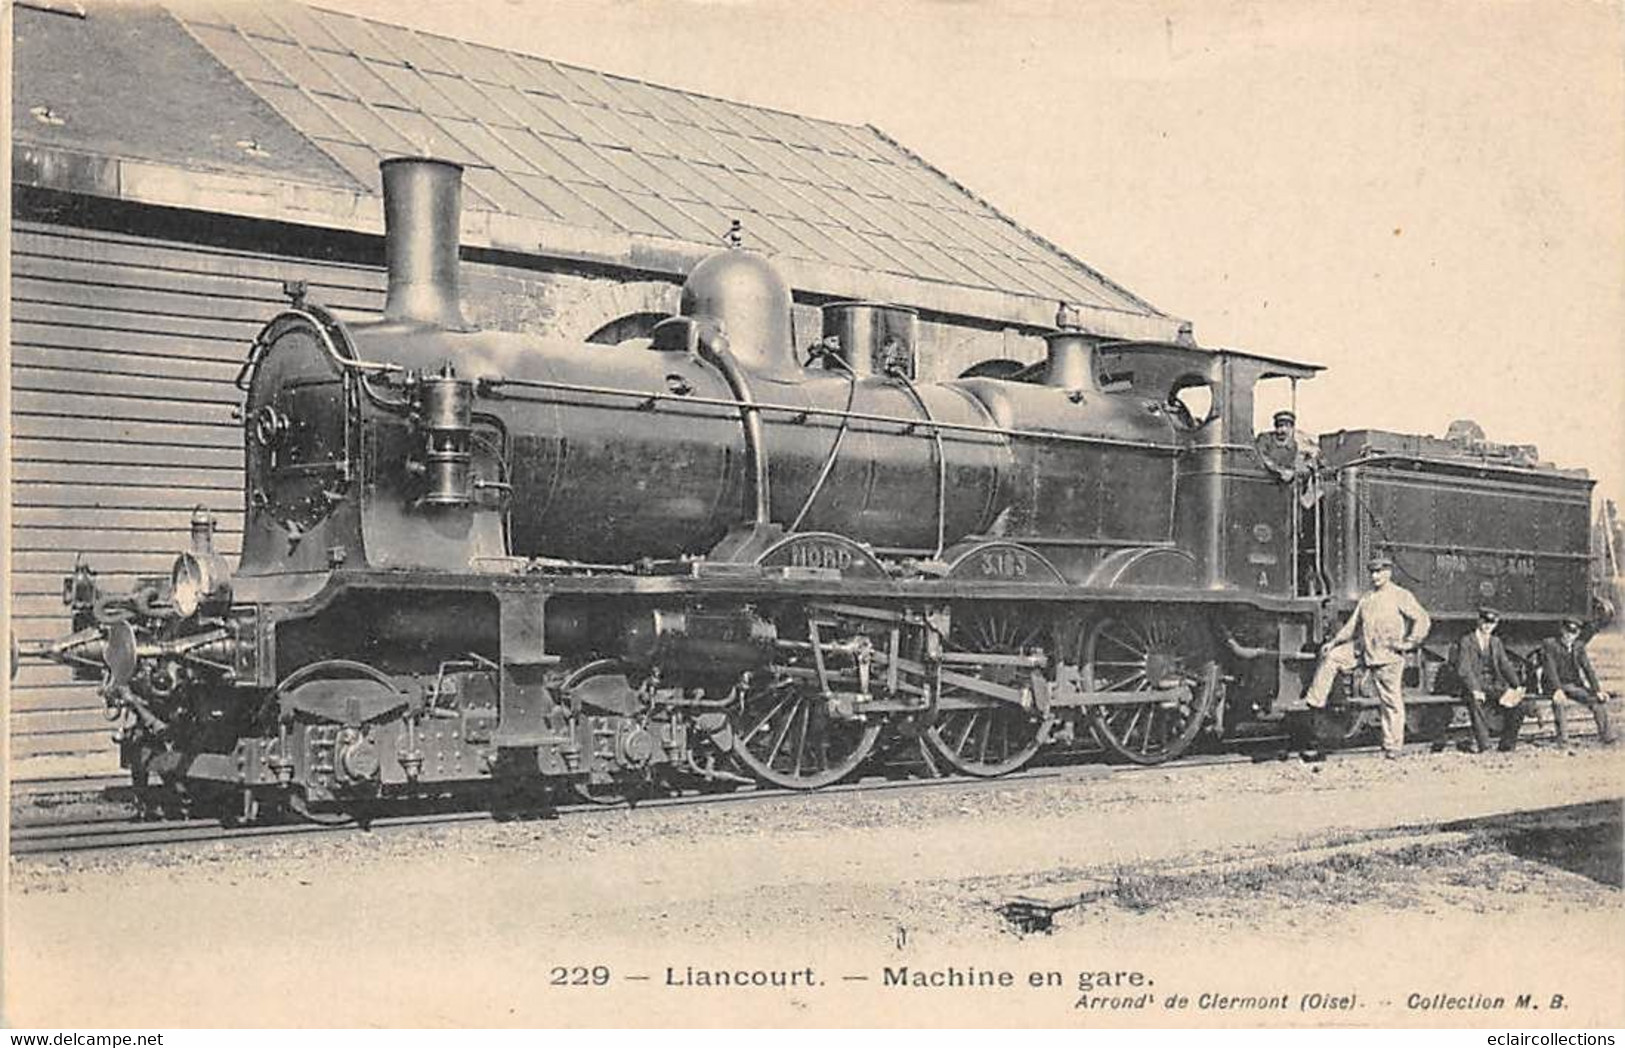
[1097, 342, 1323, 598]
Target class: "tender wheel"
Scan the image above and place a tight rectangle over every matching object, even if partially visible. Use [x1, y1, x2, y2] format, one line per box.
[922, 605, 1053, 777]
[1082, 610, 1217, 765]
[1314, 706, 1376, 748]
[1406, 704, 1457, 742]
[730, 677, 880, 790]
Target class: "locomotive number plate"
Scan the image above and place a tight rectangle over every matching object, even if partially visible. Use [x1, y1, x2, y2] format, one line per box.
[947, 542, 1061, 583]
[976, 549, 1031, 578]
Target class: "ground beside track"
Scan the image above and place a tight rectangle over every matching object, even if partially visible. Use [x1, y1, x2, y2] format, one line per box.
[6, 741, 1623, 1028]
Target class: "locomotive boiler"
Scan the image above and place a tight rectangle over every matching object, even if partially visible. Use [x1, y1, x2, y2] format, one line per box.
[19, 157, 1599, 821]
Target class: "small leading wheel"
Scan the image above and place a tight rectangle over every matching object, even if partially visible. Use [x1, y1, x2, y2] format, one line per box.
[287, 790, 356, 826]
[1082, 610, 1217, 765]
[571, 779, 650, 806]
[922, 605, 1054, 777]
[561, 659, 654, 807]
[730, 677, 880, 790]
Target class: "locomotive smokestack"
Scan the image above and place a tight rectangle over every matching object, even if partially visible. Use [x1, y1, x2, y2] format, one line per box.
[381, 157, 467, 329]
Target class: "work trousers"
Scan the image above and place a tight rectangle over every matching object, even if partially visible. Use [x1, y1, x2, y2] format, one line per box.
[1465, 691, 1526, 752]
[1552, 685, 1616, 744]
[1304, 643, 1406, 753]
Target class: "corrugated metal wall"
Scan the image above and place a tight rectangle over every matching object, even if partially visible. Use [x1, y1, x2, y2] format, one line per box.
[9, 220, 385, 773]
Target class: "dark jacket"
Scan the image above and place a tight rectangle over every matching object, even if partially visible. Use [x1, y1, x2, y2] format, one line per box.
[1541, 637, 1602, 693]
[1254, 432, 1298, 481]
[1455, 631, 1519, 694]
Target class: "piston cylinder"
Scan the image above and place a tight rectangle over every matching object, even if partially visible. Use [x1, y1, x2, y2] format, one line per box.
[621, 608, 777, 684]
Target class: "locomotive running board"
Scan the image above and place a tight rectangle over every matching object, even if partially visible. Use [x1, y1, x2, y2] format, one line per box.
[1331, 694, 1467, 707]
[642, 561, 766, 578]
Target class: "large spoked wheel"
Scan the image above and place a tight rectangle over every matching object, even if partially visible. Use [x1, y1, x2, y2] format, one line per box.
[1083, 610, 1217, 765]
[562, 659, 654, 806]
[922, 605, 1054, 777]
[730, 677, 881, 790]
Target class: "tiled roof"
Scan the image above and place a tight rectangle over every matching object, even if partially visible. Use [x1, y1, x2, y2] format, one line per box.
[11, 1, 355, 189]
[163, 0, 1164, 317]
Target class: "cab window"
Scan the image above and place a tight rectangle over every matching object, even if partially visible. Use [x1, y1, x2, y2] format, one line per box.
[1167, 376, 1214, 429]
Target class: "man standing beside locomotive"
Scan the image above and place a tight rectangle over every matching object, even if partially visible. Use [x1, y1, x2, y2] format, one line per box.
[1303, 553, 1433, 759]
[1541, 617, 1618, 745]
[1453, 606, 1527, 752]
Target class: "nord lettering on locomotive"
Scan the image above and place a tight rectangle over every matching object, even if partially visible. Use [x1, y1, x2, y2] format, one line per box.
[787, 542, 854, 571]
[1435, 552, 1538, 578]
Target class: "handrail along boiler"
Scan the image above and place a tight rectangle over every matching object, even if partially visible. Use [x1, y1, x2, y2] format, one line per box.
[19, 158, 1598, 819]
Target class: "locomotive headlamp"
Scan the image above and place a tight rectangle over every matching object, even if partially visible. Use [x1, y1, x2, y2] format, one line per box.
[170, 552, 209, 618]
[171, 508, 233, 618]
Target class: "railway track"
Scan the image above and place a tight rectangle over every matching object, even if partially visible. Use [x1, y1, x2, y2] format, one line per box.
[10, 741, 1382, 857]
[13, 645, 1616, 858]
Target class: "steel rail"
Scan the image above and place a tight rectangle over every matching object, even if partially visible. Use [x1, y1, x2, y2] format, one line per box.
[13, 738, 1411, 858]
[13, 771, 1074, 855]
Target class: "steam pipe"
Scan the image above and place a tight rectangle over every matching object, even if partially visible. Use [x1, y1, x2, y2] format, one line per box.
[888, 371, 948, 559]
[788, 356, 859, 533]
[475, 374, 1179, 452]
[700, 331, 772, 526]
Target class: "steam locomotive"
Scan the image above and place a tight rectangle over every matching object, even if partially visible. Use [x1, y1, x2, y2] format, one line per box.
[18, 157, 1597, 821]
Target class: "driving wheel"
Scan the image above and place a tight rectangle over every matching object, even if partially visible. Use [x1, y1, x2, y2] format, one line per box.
[921, 604, 1053, 777]
[1082, 609, 1217, 765]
